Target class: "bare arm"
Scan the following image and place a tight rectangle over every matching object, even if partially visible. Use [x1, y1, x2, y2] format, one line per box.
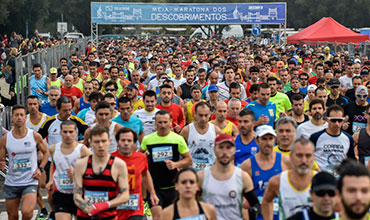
[34, 132, 49, 169]
[177, 152, 193, 169]
[0, 135, 7, 171]
[214, 125, 222, 135]
[80, 145, 92, 158]
[73, 98, 80, 113]
[262, 175, 280, 220]
[46, 77, 51, 91]
[232, 123, 240, 137]
[179, 125, 189, 143]
[240, 159, 252, 177]
[281, 154, 292, 171]
[109, 158, 129, 207]
[177, 86, 183, 97]
[138, 131, 144, 144]
[83, 128, 90, 148]
[353, 132, 359, 159]
[73, 158, 94, 214]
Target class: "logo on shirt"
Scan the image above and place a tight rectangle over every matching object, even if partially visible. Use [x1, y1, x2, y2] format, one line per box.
[24, 142, 31, 147]
[268, 109, 274, 117]
[255, 170, 260, 176]
[229, 190, 237, 198]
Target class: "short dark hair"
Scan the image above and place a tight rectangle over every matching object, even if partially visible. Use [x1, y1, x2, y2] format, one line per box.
[143, 90, 157, 100]
[27, 95, 39, 102]
[155, 109, 171, 119]
[56, 96, 71, 109]
[229, 82, 241, 91]
[33, 63, 42, 70]
[104, 93, 116, 99]
[258, 82, 270, 92]
[250, 66, 259, 73]
[267, 76, 278, 83]
[315, 86, 327, 96]
[89, 91, 103, 102]
[12, 104, 26, 114]
[115, 127, 138, 144]
[326, 104, 344, 117]
[105, 80, 118, 90]
[159, 84, 172, 91]
[89, 125, 110, 140]
[117, 96, 131, 105]
[309, 99, 325, 111]
[249, 84, 259, 94]
[337, 159, 370, 193]
[194, 102, 210, 113]
[239, 108, 255, 121]
[317, 77, 326, 85]
[300, 72, 309, 79]
[95, 101, 111, 112]
[60, 120, 76, 130]
[291, 94, 304, 102]
[191, 84, 202, 93]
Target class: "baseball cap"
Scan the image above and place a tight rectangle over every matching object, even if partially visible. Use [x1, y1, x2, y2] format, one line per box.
[255, 125, 276, 138]
[50, 67, 57, 74]
[215, 134, 235, 146]
[208, 84, 219, 92]
[311, 172, 337, 192]
[356, 85, 368, 95]
[277, 61, 285, 67]
[329, 78, 340, 87]
[307, 84, 317, 91]
[126, 83, 138, 90]
[302, 44, 307, 48]
[360, 70, 369, 76]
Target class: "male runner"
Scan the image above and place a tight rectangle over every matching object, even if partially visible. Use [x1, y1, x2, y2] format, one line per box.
[198, 134, 261, 220]
[0, 105, 49, 220]
[73, 125, 130, 219]
[46, 120, 92, 220]
[73, 81, 94, 113]
[211, 101, 239, 137]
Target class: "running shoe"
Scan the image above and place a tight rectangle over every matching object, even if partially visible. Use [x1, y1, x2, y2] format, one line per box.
[37, 208, 48, 220]
[144, 201, 152, 216]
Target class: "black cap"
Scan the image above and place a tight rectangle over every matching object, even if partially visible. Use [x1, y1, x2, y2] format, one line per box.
[329, 78, 340, 87]
[126, 83, 138, 90]
[311, 172, 337, 192]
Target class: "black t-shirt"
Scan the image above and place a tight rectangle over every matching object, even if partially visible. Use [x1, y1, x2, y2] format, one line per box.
[344, 101, 368, 135]
[326, 94, 350, 108]
[286, 90, 306, 102]
[345, 88, 356, 102]
[287, 208, 336, 220]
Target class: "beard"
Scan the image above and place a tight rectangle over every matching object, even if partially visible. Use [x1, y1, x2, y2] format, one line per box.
[313, 112, 323, 120]
[342, 198, 370, 219]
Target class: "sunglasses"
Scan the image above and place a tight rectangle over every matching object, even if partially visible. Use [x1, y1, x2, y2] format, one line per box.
[71, 71, 79, 74]
[327, 117, 345, 123]
[106, 88, 116, 92]
[356, 94, 367, 99]
[315, 190, 336, 197]
[109, 102, 116, 106]
[300, 78, 308, 81]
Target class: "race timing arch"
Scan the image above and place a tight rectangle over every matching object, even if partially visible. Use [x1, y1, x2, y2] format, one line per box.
[90, 2, 287, 48]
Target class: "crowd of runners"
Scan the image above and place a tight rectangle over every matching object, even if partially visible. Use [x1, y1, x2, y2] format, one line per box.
[0, 36, 369, 220]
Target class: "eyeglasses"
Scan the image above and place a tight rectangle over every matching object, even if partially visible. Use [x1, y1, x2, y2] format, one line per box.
[106, 88, 116, 92]
[315, 190, 336, 197]
[327, 117, 345, 123]
[356, 94, 367, 99]
[71, 71, 79, 74]
[300, 78, 308, 81]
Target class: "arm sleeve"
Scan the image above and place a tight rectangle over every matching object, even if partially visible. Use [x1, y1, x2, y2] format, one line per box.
[346, 133, 356, 159]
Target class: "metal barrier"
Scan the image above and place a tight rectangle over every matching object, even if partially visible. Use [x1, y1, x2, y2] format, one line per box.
[14, 39, 87, 106]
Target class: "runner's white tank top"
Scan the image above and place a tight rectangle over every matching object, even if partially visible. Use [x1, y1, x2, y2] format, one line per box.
[91, 122, 117, 153]
[53, 142, 83, 194]
[188, 123, 216, 170]
[202, 166, 243, 220]
[5, 128, 38, 186]
[26, 113, 48, 132]
[279, 170, 313, 220]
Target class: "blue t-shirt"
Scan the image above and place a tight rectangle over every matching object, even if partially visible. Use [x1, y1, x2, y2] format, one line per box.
[41, 102, 76, 117]
[299, 86, 308, 94]
[234, 134, 259, 167]
[111, 115, 143, 135]
[245, 101, 276, 127]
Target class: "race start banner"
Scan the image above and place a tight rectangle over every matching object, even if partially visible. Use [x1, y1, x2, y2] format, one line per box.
[91, 2, 286, 25]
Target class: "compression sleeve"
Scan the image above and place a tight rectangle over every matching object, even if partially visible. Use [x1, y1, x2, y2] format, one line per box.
[244, 190, 261, 220]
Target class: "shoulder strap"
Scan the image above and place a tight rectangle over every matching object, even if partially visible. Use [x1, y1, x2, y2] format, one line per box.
[173, 201, 180, 220]
[302, 208, 310, 220]
[198, 201, 205, 215]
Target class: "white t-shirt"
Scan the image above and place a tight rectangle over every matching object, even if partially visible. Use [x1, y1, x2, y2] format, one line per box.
[133, 108, 159, 136]
[339, 75, 353, 89]
[172, 77, 186, 89]
[296, 120, 328, 140]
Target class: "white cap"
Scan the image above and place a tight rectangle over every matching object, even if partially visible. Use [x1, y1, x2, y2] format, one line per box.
[255, 125, 276, 138]
[307, 84, 317, 91]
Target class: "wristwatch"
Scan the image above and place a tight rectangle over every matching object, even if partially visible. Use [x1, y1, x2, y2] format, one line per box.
[39, 167, 45, 172]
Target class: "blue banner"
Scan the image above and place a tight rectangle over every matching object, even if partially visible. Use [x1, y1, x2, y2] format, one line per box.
[91, 2, 286, 25]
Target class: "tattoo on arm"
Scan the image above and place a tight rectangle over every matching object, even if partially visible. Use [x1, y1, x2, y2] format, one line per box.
[120, 187, 128, 193]
[74, 184, 83, 195]
[76, 197, 88, 211]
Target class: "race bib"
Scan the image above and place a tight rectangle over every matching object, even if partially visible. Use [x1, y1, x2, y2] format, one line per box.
[178, 214, 207, 220]
[258, 196, 279, 216]
[12, 158, 31, 173]
[352, 122, 366, 134]
[58, 174, 73, 189]
[365, 156, 370, 166]
[117, 194, 139, 210]
[192, 158, 210, 171]
[152, 146, 173, 162]
[84, 190, 108, 205]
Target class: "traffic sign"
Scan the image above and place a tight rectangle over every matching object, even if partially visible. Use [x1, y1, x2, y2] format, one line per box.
[252, 24, 261, 36]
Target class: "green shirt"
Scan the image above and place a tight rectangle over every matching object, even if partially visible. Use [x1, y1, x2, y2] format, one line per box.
[269, 92, 292, 119]
[141, 131, 189, 154]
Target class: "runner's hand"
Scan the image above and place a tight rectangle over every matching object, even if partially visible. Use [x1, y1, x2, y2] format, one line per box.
[45, 182, 53, 191]
[342, 122, 349, 130]
[33, 168, 42, 180]
[67, 168, 73, 179]
[0, 161, 5, 171]
[164, 160, 177, 170]
[150, 194, 160, 206]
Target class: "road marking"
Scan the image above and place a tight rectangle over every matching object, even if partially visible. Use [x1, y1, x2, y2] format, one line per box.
[0, 196, 48, 203]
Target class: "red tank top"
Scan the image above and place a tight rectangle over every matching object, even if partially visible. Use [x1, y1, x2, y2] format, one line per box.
[77, 155, 118, 220]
